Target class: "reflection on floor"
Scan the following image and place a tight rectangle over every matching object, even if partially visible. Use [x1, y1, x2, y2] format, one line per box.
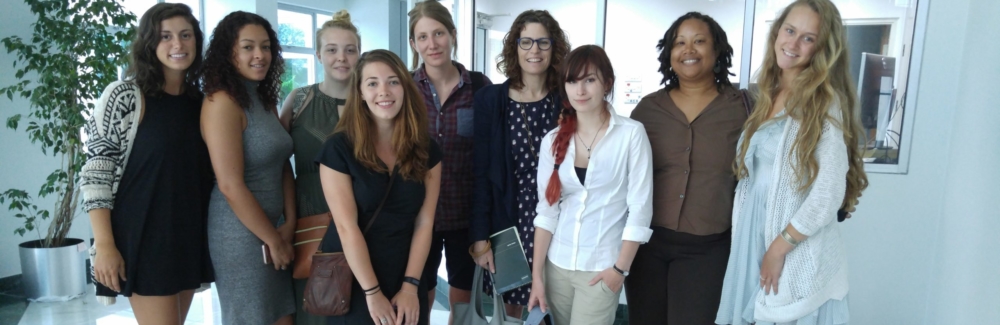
[12, 285, 451, 325]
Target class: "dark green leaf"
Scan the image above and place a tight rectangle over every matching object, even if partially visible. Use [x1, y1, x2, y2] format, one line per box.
[6, 115, 21, 130]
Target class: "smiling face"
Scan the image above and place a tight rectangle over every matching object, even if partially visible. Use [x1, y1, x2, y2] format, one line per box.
[565, 65, 609, 114]
[669, 18, 718, 84]
[410, 17, 454, 68]
[775, 5, 821, 79]
[317, 28, 359, 82]
[517, 23, 552, 77]
[156, 16, 197, 74]
[232, 24, 272, 81]
[360, 61, 404, 123]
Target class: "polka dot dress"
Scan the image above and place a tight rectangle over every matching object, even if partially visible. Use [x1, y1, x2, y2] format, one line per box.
[484, 96, 555, 305]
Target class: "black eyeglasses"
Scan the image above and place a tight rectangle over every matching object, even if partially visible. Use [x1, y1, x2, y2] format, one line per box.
[517, 37, 553, 50]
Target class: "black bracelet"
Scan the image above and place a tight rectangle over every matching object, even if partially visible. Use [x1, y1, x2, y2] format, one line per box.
[363, 284, 380, 293]
[402, 276, 420, 288]
[365, 288, 381, 296]
[612, 265, 626, 276]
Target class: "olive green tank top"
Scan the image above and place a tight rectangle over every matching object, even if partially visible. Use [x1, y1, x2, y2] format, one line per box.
[290, 84, 345, 218]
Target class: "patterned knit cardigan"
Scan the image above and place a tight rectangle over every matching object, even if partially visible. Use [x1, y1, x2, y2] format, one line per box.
[732, 106, 850, 322]
[81, 81, 142, 212]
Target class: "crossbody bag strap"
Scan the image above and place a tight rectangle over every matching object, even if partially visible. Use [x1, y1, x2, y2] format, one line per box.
[361, 168, 397, 235]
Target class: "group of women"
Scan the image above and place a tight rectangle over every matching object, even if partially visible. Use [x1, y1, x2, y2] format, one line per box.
[79, 0, 867, 325]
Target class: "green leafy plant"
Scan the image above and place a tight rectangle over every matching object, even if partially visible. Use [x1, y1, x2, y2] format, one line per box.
[277, 23, 308, 102]
[0, 0, 135, 247]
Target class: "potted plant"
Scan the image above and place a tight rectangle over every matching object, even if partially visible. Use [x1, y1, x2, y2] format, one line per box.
[0, 0, 134, 301]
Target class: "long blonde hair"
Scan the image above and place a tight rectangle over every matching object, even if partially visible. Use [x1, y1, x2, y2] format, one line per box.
[735, 0, 868, 212]
[335, 50, 431, 182]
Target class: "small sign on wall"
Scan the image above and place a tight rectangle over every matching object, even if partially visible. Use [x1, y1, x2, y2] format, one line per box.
[623, 76, 643, 104]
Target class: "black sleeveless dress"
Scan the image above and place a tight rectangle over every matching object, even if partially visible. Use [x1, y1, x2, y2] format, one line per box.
[96, 92, 215, 297]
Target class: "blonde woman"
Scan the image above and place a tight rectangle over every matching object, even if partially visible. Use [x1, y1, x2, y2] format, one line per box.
[277, 10, 360, 325]
[715, 1, 867, 324]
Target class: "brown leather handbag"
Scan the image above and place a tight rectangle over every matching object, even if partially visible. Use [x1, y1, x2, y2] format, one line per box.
[303, 171, 396, 316]
[292, 213, 331, 279]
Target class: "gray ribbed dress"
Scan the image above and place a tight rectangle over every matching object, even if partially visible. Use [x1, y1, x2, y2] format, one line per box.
[208, 81, 295, 325]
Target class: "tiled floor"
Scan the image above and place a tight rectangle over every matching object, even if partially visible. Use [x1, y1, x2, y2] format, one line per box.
[10, 285, 452, 325]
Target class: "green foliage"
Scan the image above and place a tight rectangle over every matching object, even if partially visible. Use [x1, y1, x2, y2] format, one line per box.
[277, 23, 310, 103]
[278, 23, 305, 48]
[1, 0, 135, 247]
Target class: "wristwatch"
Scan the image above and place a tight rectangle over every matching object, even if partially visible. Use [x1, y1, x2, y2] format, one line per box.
[613, 264, 629, 277]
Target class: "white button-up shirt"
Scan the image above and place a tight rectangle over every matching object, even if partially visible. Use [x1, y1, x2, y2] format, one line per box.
[534, 108, 654, 272]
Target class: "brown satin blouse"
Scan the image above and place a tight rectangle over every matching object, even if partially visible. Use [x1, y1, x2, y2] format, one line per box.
[629, 86, 749, 236]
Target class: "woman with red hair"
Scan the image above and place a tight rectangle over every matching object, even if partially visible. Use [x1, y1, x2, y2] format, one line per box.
[526, 45, 653, 325]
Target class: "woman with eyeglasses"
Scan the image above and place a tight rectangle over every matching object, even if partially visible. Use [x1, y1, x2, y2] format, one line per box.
[470, 9, 570, 319]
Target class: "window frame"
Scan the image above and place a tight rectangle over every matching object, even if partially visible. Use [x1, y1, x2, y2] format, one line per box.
[277, 3, 334, 86]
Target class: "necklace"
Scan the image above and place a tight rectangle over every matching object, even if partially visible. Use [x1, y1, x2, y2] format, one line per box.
[576, 116, 607, 159]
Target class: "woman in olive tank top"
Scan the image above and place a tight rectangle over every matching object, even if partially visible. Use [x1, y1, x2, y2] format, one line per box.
[277, 10, 361, 325]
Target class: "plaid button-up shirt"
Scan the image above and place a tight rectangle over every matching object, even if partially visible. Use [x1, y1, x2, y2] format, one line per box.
[413, 62, 492, 232]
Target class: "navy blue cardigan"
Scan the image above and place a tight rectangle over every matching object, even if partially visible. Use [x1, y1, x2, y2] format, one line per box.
[470, 80, 561, 242]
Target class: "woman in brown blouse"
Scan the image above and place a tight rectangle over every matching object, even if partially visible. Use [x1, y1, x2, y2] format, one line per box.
[624, 12, 748, 325]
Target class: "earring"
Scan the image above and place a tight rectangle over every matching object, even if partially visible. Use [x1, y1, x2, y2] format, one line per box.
[713, 62, 721, 74]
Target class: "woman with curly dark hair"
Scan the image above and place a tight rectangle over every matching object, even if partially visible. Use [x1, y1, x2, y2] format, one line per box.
[469, 9, 569, 319]
[623, 12, 748, 324]
[82, 3, 214, 324]
[199, 11, 295, 325]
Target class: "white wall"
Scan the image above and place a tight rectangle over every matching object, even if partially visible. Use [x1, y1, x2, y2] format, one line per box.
[0, 0, 94, 279]
[809, 0, 1000, 323]
[480, 0, 601, 49]
[926, 0, 1000, 323]
[345, 0, 392, 56]
[605, 0, 746, 117]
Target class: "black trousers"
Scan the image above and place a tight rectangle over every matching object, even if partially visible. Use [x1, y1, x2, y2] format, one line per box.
[624, 227, 731, 325]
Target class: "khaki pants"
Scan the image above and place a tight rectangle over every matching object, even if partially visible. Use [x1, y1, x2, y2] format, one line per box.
[544, 260, 621, 325]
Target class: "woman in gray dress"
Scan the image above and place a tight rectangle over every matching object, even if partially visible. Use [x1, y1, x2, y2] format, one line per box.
[199, 11, 296, 325]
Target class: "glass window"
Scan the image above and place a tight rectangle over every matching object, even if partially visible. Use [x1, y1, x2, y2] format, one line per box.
[277, 4, 333, 104]
[316, 13, 328, 26]
[281, 53, 315, 101]
[748, 0, 923, 170]
[278, 9, 314, 48]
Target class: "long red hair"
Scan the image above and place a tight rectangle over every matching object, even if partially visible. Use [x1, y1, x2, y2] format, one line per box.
[545, 45, 615, 205]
